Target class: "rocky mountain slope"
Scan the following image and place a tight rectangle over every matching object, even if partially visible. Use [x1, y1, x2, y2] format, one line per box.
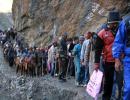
[0, 13, 13, 31]
[0, 1, 129, 100]
[12, 0, 130, 46]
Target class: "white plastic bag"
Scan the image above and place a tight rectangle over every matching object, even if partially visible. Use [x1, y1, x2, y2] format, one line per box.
[86, 70, 103, 99]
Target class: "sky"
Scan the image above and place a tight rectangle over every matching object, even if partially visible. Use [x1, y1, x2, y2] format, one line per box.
[0, 0, 13, 13]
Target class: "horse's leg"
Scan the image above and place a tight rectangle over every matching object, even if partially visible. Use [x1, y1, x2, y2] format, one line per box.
[41, 65, 43, 76]
[41, 66, 43, 76]
[34, 65, 36, 77]
[58, 58, 61, 75]
[16, 64, 19, 74]
[32, 66, 34, 77]
[20, 64, 22, 75]
[32, 65, 34, 77]
[25, 63, 28, 76]
[30, 65, 33, 77]
[30, 64, 34, 77]
[38, 66, 41, 76]
[34, 64, 36, 77]
[26, 63, 29, 76]
[28, 64, 30, 76]
[25, 64, 27, 76]
[30, 64, 32, 76]
[23, 65, 25, 76]
[36, 66, 38, 76]
[21, 63, 24, 76]
[37, 66, 39, 76]
[25, 63, 27, 76]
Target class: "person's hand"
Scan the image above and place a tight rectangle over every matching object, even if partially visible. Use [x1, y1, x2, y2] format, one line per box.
[56, 53, 59, 58]
[94, 63, 100, 71]
[80, 60, 85, 66]
[121, 53, 125, 59]
[68, 53, 71, 57]
[115, 59, 122, 72]
[80, 60, 83, 64]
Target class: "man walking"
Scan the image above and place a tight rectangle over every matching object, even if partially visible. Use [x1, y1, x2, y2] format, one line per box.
[58, 32, 68, 82]
[94, 11, 121, 100]
[112, 13, 130, 100]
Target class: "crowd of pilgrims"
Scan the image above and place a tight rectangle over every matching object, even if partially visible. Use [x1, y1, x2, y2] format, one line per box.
[0, 25, 123, 99]
[0, 11, 127, 100]
[0, 27, 94, 85]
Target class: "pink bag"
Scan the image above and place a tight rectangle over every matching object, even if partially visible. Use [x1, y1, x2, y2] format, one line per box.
[86, 70, 103, 99]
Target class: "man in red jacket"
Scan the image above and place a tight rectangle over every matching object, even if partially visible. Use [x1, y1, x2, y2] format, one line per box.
[94, 11, 121, 100]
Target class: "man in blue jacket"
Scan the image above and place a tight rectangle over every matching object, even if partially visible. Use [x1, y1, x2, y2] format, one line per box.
[112, 13, 130, 100]
[73, 36, 84, 86]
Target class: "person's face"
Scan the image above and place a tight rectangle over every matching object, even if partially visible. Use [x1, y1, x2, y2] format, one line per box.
[69, 40, 73, 44]
[85, 33, 91, 39]
[79, 40, 83, 44]
[53, 42, 57, 47]
[108, 22, 119, 30]
[63, 35, 67, 40]
[74, 39, 79, 44]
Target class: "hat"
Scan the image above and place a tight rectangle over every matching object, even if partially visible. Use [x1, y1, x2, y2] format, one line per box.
[107, 11, 121, 24]
[79, 36, 85, 41]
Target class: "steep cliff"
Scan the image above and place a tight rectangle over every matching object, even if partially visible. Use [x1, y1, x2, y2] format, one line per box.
[12, 0, 130, 46]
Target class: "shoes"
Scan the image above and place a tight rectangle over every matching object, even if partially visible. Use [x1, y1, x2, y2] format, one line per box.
[75, 82, 80, 86]
[59, 77, 67, 82]
[62, 78, 67, 82]
[83, 84, 87, 87]
[80, 84, 84, 87]
[54, 73, 58, 77]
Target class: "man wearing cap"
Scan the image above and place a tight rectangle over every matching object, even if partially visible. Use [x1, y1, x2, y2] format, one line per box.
[112, 13, 130, 100]
[50, 40, 58, 77]
[80, 32, 92, 86]
[73, 36, 84, 86]
[94, 11, 121, 100]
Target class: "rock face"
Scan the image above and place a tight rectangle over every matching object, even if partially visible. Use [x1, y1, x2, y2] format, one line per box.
[12, 0, 130, 46]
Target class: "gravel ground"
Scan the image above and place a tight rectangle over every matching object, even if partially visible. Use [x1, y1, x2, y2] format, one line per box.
[0, 47, 102, 100]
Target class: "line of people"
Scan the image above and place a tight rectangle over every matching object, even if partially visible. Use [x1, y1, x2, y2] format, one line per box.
[1, 10, 130, 100]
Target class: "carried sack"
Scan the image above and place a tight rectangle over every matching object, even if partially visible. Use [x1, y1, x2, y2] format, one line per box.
[86, 70, 103, 99]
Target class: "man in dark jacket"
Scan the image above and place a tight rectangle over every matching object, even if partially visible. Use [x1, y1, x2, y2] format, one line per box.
[94, 11, 121, 100]
[58, 32, 68, 82]
[67, 37, 76, 76]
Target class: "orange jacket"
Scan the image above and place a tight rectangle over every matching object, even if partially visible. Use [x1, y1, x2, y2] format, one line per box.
[98, 29, 115, 62]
